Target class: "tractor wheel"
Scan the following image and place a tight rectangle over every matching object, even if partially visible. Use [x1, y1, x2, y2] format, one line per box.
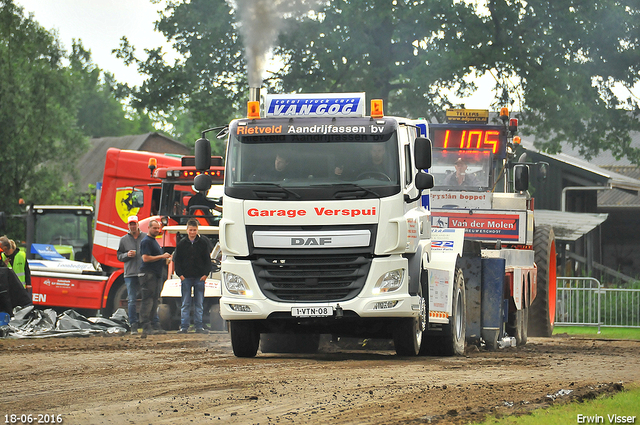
[229, 321, 260, 358]
[529, 224, 557, 337]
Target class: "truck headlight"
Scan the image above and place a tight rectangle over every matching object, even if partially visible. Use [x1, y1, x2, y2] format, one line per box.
[372, 269, 404, 294]
[223, 272, 252, 296]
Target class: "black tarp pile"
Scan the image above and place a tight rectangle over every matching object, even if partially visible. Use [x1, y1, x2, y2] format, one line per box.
[0, 306, 130, 338]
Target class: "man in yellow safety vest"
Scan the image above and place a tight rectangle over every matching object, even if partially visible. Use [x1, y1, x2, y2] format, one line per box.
[0, 236, 31, 290]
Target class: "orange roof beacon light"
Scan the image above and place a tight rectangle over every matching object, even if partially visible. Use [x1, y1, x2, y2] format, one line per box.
[148, 157, 157, 177]
[499, 107, 509, 124]
[371, 99, 384, 119]
[247, 101, 261, 119]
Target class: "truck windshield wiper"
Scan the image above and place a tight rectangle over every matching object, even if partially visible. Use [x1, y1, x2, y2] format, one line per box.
[244, 182, 301, 200]
[312, 183, 379, 199]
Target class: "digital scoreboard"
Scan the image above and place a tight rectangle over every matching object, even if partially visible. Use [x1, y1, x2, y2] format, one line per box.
[429, 124, 507, 158]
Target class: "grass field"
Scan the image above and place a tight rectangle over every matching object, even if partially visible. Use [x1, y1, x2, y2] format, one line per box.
[553, 326, 640, 340]
[475, 385, 640, 424]
[474, 327, 640, 424]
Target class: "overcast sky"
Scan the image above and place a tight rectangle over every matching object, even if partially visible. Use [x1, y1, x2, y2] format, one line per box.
[16, 0, 171, 87]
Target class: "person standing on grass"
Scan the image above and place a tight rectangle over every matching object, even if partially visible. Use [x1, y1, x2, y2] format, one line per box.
[174, 218, 212, 334]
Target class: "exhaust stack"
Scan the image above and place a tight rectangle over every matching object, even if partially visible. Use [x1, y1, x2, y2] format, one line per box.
[249, 87, 261, 103]
[247, 87, 261, 119]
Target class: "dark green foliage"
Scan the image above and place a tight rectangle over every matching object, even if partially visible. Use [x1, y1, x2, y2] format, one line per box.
[127, 0, 640, 163]
[0, 0, 87, 216]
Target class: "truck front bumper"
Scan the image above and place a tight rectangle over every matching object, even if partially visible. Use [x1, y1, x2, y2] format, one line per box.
[220, 256, 421, 321]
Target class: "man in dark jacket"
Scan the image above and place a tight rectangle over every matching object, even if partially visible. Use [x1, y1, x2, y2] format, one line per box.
[139, 219, 172, 338]
[174, 218, 212, 334]
[0, 267, 31, 316]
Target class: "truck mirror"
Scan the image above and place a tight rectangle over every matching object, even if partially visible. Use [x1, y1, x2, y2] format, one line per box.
[414, 137, 432, 170]
[537, 162, 549, 181]
[415, 172, 434, 190]
[195, 137, 211, 171]
[194, 173, 212, 192]
[514, 164, 529, 192]
[131, 189, 144, 208]
[405, 172, 434, 203]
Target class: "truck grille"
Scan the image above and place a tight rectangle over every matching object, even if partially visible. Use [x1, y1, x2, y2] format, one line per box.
[252, 255, 371, 302]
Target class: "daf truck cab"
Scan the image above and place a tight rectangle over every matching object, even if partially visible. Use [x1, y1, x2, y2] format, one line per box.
[207, 93, 438, 357]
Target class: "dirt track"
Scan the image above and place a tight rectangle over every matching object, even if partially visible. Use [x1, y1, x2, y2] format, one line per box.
[1, 333, 639, 424]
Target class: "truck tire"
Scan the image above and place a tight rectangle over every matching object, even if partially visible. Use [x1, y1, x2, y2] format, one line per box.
[112, 283, 129, 318]
[529, 224, 557, 337]
[260, 334, 320, 354]
[440, 267, 466, 356]
[507, 282, 528, 346]
[229, 320, 260, 358]
[102, 279, 126, 318]
[507, 308, 528, 347]
[420, 268, 466, 356]
[519, 304, 528, 346]
[393, 283, 425, 356]
[157, 303, 172, 331]
[209, 302, 225, 331]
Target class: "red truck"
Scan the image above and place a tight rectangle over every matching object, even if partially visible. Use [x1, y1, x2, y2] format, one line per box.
[26, 147, 224, 320]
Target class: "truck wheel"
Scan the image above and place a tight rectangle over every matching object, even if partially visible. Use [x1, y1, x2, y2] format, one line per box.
[507, 308, 528, 346]
[157, 303, 172, 331]
[209, 302, 225, 331]
[440, 267, 466, 356]
[393, 285, 425, 356]
[112, 283, 129, 318]
[229, 320, 260, 358]
[529, 224, 557, 337]
[519, 304, 528, 346]
[507, 284, 528, 346]
[260, 334, 320, 354]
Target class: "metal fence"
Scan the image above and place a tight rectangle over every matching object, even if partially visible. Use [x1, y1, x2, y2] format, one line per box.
[555, 277, 640, 331]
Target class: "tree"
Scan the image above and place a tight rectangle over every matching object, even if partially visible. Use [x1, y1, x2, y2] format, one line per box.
[113, 0, 245, 155]
[125, 0, 640, 163]
[70, 41, 156, 138]
[0, 0, 88, 218]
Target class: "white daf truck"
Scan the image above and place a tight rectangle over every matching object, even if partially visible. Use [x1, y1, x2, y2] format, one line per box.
[192, 92, 472, 357]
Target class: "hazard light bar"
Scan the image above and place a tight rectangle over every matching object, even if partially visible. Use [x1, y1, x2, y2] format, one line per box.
[263, 93, 366, 118]
[157, 169, 225, 180]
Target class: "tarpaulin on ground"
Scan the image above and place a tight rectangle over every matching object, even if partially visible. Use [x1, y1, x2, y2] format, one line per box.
[0, 306, 130, 338]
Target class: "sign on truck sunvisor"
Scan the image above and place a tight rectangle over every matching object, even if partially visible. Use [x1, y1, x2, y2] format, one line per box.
[265, 93, 366, 118]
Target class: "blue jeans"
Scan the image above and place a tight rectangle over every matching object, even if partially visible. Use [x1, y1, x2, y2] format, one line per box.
[181, 277, 205, 330]
[124, 277, 140, 325]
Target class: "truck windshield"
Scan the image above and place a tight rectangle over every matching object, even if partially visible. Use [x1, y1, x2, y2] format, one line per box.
[226, 119, 400, 201]
[158, 183, 222, 225]
[34, 209, 93, 262]
[432, 149, 493, 190]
